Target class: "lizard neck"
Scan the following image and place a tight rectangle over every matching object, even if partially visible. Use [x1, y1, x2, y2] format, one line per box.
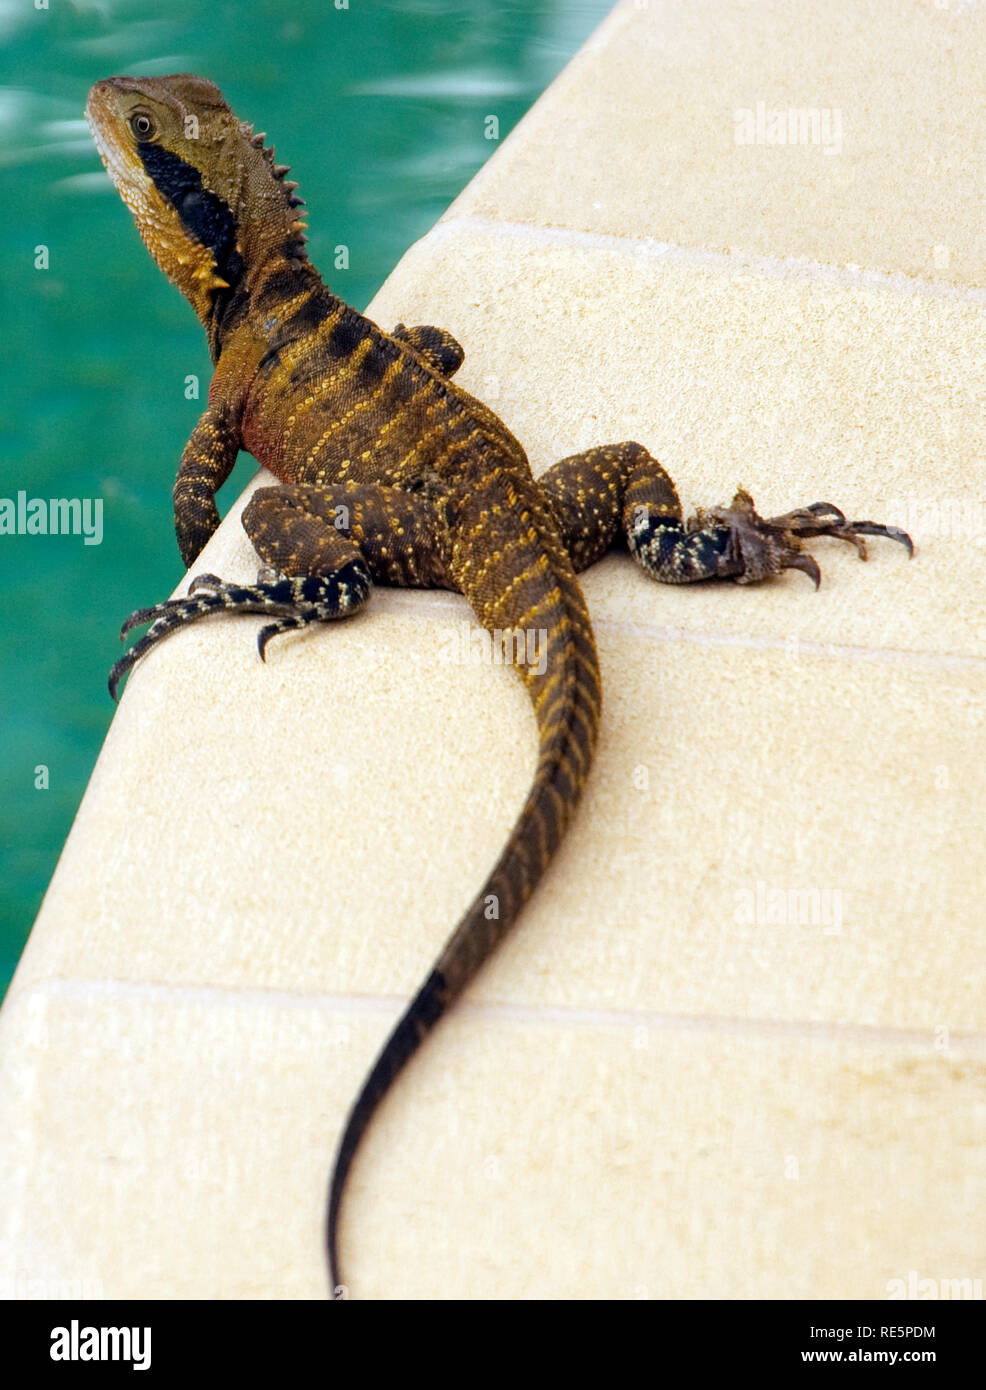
[207, 249, 327, 364]
[136, 118, 315, 365]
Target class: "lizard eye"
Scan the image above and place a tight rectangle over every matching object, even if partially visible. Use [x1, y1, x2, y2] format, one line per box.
[129, 111, 155, 140]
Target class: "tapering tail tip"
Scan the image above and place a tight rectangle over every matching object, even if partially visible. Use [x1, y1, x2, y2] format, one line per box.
[326, 967, 450, 1299]
[324, 551, 602, 1298]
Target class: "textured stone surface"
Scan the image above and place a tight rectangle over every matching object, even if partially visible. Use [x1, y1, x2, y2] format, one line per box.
[2, 0, 983, 1300]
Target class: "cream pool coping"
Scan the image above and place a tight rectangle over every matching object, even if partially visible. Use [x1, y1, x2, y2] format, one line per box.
[2, 0, 983, 1299]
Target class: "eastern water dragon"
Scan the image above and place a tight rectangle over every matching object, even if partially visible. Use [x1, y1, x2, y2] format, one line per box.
[85, 74, 912, 1298]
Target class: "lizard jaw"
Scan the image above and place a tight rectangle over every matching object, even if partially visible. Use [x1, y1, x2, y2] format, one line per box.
[85, 81, 143, 197]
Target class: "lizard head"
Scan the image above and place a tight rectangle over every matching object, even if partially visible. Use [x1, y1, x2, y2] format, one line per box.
[86, 74, 308, 328]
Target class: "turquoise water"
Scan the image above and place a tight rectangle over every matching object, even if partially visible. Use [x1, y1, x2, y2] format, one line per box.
[0, 0, 611, 991]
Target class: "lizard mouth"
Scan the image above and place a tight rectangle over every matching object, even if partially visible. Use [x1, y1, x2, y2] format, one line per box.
[85, 81, 145, 197]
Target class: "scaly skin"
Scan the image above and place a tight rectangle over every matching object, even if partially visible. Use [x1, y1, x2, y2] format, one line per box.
[86, 74, 912, 1298]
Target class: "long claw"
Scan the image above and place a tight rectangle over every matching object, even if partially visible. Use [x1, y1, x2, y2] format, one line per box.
[108, 644, 144, 701]
[804, 501, 847, 524]
[762, 500, 913, 564]
[785, 552, 821, 589]
[108, 657, 128, 702]
[847, 521, 914, 557]
[257, 613, 311, 660]
[839, 530, 868, 560]
[672, 487, 912, 589]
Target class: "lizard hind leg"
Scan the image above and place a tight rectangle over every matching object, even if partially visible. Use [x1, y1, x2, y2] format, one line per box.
[539, 441, 741, 581]
[539, 441, 912, 587]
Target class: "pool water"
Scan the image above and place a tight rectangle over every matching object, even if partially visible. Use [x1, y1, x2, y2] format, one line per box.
[0, 0, 612, 991]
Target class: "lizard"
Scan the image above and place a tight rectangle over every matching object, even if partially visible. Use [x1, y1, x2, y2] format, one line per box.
[85, 73, 913, 1299]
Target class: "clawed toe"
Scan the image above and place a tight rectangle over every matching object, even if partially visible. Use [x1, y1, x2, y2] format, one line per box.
[119, 601, 176, 639]
[772, 500, 846, 528]
[108, 651, 135, 702]
[108, 563, 371, 700]
[112, 590, 230, 697]
[840, 520, 914, 557]
[109, 623, 169, 700]
[698, 489, 913, 587]
[781, 551, 821, 589]
[257, 614, 310, 660]
[805, 501, 846, 523]
[110, 583, 299, 699]
[188, 572, 222, 593]
[764, 500, 914, 560]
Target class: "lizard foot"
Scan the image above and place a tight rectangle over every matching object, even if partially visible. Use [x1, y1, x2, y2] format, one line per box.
[694, 490, 913, 587]
[108, 561, 371, 700]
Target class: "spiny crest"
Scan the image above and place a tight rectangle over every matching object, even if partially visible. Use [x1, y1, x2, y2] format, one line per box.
[237, 119, 308, 260]
[239, 121, 307, 206]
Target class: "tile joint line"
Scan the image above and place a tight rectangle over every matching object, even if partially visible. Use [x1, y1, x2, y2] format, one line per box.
[18, 974, 986, 1052]
[374, 589, 984, 673]
[433, 214, 986, 306]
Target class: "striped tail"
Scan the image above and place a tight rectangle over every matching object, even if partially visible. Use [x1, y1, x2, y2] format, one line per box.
[326, 464, 601, 1298]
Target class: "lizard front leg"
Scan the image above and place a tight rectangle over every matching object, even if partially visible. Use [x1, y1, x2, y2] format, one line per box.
[539, 441, 912, 585]
[172, 402, 241, 567]
[109, 483, 452, 698]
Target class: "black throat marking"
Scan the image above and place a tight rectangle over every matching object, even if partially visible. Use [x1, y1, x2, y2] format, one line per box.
[136, 139, 244, 289]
